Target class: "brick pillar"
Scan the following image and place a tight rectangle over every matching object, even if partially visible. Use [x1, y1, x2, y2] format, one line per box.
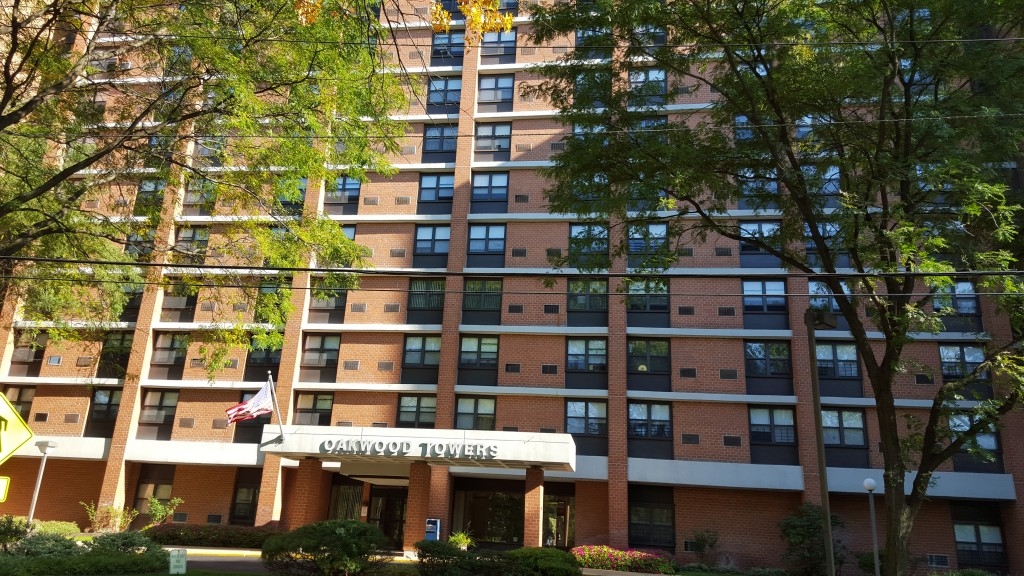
[426, 466, 451, 537]
[404, 461, 431, 554]
[281, 457, 329, 530]
[360, 482, 372, 521]
[255, 271, 310, 525]
[606, 219, 630, 549]
[524, 466, 545, 548]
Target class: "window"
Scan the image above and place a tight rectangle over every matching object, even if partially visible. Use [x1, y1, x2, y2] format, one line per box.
[627, 339, 670, 373]
[139, 389, 178, 427]
[295, 392, 333, 426]
[570, 224, 608, 256]
[480, 29, 516, 61]
[152, 333, 188, 365]
[415, 226, 451, 254]
[424, 125, 458, 153]
[326, 176, 361, 205]
[742, 280, 787, 312]
[822, 409, 866, 446]
[801, 165, 841, 200]
[409, 279, 446, 310]
[739, 221, 780, 252]
[575, 28, 613, 60]
[397, 395, 436, 429]
[478, 75, 514, 104]
[234, 390, 272, 437]
[628, 223, 666, 255]
[3, 386, 34, 420]
[471, 172, 509, 201]
[419, 174, 454, 202]
[566, 400, 607, 435]
[934, 281, 979, 315]
[86, 388, 121, 436]
[127, 231, 155, 259]
[195, 137, 224, 167]
[301, 334, 340, 366]
[475, 123, 512, 152]
[98, 331, 134, 378]
[134, 179, 165, 215]
[427, 76, 462, 110]
[468, 225, 505, 253]
[940, 345, 987, 380]
[735, 115, 754, 141]
[183, 179, 215, 215]
[738, 168, 779, 198]
[795, 115, 815, 140]
[744, 342, 792, 376]
[574, 71, 613, 109]
[950, 414, 998, 451]
[816, 343, 859, 378]
[404, 336, 442, 366]
[749, 407, 796, 444]
[626, 278, 668, 311]
[954, 524, 1006, 568]
[456, 397, 496, 430]
[628, 68, 667, 107]
[341, 225, 355, 240]
[627, 402, 671, 438]
[431, 32, 465, 59]
[568, 279, 608, 311]
[567, 339, 607, 372]
[463, 278, 502, 310]
[629, 500, 674, 549]
[459, 336, 499, 368]
[809, 280, 847, 313]
[173, 227, 210, 264]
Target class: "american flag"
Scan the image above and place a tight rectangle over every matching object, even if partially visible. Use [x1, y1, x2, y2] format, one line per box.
[226, 377, 275, 424]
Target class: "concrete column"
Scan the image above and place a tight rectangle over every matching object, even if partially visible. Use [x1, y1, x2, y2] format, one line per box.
[281, 457, 329, 530]
[403, 461, 431, 554]
[524, 466, 545, 547]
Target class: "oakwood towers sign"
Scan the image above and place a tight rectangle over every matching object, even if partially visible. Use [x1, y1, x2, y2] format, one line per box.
[261, 426, 576, 471]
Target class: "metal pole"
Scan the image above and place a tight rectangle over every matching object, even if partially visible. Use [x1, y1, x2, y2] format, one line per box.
[867, 484, 881, 576]
[805, 308, 836, 576]
[26, 450, 49, 525]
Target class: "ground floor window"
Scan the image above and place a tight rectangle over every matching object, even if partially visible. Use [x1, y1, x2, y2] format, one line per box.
[544, 493, 575, 549]
[628, 485, 674, 551]
[328, 475, 363, 521]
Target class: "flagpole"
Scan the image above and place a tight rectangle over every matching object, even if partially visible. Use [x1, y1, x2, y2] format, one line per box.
[268, 371, 286, 439]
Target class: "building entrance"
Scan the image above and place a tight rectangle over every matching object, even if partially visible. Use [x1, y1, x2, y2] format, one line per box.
[368, 486, 407, 550]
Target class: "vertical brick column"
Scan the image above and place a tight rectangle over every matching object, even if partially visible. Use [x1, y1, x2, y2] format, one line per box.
[97, 150, 186, 513]
[281, 457, 329, 530]
[360, 482, 372, 521]
[523, 466, 545, 547]
[790, 279, 824, 505]
[255, 271, 309, 525]
[404, 461, 431, 553]
[426, 465, 452, 537]
[606, 222, 630, 549]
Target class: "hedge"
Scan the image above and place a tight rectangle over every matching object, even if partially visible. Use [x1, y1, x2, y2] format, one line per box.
[144, 522, 284, 548]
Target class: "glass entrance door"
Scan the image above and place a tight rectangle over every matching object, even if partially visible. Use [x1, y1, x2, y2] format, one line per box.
[368, 486, 408, 550]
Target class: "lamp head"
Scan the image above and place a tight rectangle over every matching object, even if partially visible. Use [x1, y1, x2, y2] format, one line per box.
[863, 478, 877, 492]
[35, 440, 57, 454]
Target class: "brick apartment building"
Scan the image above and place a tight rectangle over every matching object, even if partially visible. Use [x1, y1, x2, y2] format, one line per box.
[0, 0, 1020, 573]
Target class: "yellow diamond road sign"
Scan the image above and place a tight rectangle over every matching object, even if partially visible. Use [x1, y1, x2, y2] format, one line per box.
[0, 393, 34, 467]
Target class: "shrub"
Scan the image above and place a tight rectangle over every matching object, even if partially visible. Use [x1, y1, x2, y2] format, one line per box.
[31, 519, 80, 537]
[692, 530, 720, 566]
[415, 539, 470, 576]
[571, 545, 676, 574]
[746, 568, 791, 576]
[778, 504, 848, 576]
[0, 516, 28, 553]
[0, 548, 168, 575]
[15, 533, 83, 558]
[79, 501, 138, 533]
[88, 530, 163, 555]
[504, 547, 582, 576]
[262, 519, 389, 576]
[144, 522, 284, 548]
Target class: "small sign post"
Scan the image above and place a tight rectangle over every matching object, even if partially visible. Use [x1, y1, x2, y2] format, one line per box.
[169, 548, 187, 574]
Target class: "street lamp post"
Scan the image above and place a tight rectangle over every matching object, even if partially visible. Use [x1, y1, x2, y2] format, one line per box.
[864, 478, 881, 576]
[805, 308, 837, 576]
[27, 440, 57, 526]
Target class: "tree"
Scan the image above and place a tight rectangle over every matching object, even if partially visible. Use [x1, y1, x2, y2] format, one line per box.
[0, 0, 405, 363]
[528, 1, 1024, 574]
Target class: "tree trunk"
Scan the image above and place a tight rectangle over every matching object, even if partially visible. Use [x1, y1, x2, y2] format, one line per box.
[883, 480, 920, 576]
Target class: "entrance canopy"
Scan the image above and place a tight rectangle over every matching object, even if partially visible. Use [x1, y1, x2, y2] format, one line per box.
[261, 426, 576, 472]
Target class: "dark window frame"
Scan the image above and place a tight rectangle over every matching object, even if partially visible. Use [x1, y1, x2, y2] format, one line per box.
[566, 399, 607, 436]
[749, 406, 796, 445]
[423, 125, 458, 153]
[568, 279, 609, 312]
[467, 224, 506, 254]
[478, 75, 515, 104]
[403, 335, 442, 367]
[415, 225, 451, 255]
[397, 395, 437, 429]
[822, 408, 866, 447]
[459, 336, 499, 369]
[567, 338, 607, 372]
[463, 278, 502, 310]
[419, 174, 455, 203]
[471, 172, 509, 201]
[816, 342, 860, 378]
[627, 401, 672, 439]
[474, 123, 512, 152]
[627, 338, 670, 374]
[744, 341, 792, 377]
[743, 279, 787, 313]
